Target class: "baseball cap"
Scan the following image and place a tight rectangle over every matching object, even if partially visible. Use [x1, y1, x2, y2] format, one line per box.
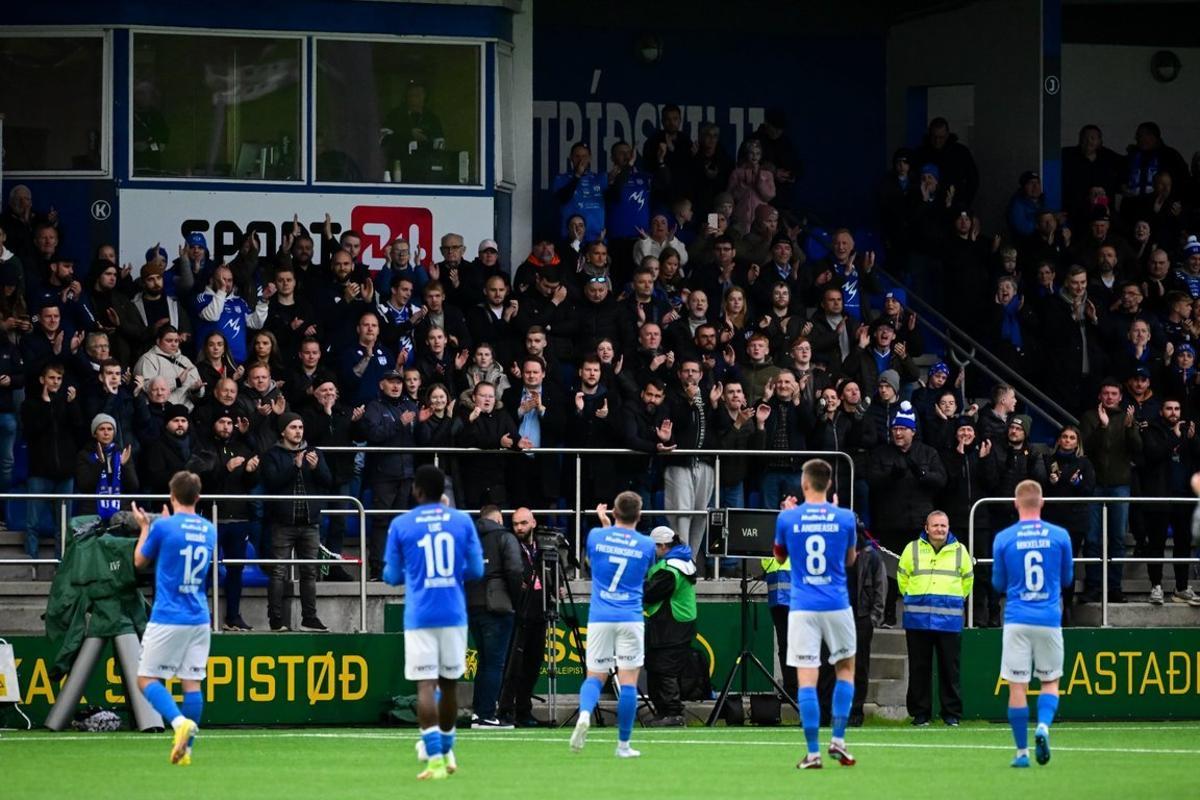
[382, 369, 404, 380]
[478, 239, 499, 254]
[650, 526, 675, 545]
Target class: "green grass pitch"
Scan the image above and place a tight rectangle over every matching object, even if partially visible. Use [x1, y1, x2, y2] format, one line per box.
[2, 722, 1194, 798]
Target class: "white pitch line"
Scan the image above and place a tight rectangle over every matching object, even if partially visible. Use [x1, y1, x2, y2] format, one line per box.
[4, 731, 1200, 756]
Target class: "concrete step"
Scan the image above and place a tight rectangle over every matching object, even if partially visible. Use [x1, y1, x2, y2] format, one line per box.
[1072, 601, 1200, 627]
[866, 678, 907, 707]
[869, 653, 907, 681]
[870, 628, 908, 656]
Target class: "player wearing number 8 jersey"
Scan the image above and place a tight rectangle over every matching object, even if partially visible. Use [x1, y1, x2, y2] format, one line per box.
[133, 471, 217, 767]
[384, 465, 484, 780]
[774, 459, 858, 770]
[992, 479, 1073, 768]
[570, 491, 656, 758]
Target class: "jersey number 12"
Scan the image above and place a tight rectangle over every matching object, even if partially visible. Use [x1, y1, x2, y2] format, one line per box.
[178, 545, 210, 587]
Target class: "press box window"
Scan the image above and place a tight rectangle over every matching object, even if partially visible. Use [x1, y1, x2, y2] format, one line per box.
[0, 35, 105, 172]
[132, 33, 302, 181]
[315, 39, 481, 186]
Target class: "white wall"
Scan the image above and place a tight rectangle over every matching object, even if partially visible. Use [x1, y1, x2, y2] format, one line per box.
[508, 1, 535, 265]
[1062, 44, 1200, 159]
[887, 0, 1043, 230]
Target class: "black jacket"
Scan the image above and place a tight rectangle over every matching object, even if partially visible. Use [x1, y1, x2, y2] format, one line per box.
[22, 390, 82, 480]
[466, 519, 524, 613]
[301, 400, 358, 486]
[939, 445, 1000, 538]
[989, 442, 1049, 529]
[1041, 449, 1096, 533]
[258, 441, 333, 525]
[455, 409, 520, 489]
[711, 409, 765, 488]
[360, 394, 417, 481]
[1140, 419, 1200, 497]
[865, 441, 948, 538]
[192, 434, 259, 521]
[143, 431, 198, 494]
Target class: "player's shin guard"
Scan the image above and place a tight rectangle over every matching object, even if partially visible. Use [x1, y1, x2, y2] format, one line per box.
[440, 727, 456, 754]
[831, 680, 854, 741]
[798, 686, 821, 755]
[617, 685, 637, 744]
[1036, 692, 1059, 729]
[143, 681, 184, 727]
[579, 677, 603, 716]
[421, 726, 443, 759]
[1007, 706, 1030, 751]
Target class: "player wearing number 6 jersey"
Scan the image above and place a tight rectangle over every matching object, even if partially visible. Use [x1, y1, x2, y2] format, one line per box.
[570, 491, 656, 758]
[384, 465, 485, 781]
[992, 479, 1074, 768]
[774, 458, 858, 770]
[133, 471, 217, 767]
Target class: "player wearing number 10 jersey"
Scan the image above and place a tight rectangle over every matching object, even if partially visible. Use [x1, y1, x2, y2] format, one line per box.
[992, 479, 1073, 769]
[384, 465, 484, 780]
[773, 459, 858, 770]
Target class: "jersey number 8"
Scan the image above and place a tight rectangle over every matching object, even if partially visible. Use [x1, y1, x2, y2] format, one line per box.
[805, 535, 827, 576]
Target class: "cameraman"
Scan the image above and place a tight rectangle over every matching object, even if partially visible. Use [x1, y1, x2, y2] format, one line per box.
[499, 507, 552, 727]
[467, 505, 524, 728]
[643, 525, 697, 727]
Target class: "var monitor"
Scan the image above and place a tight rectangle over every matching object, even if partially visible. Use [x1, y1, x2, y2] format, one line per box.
[707, 508, 779, 559]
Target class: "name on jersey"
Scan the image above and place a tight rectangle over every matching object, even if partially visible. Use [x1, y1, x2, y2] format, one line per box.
[1015, 538, 1051, 550]
[599, 589, 633, 602]
[184, 532, 209, 544]
[423, 577, 457, 589]
[798, 523, 840, 534]
[1019, 590, 1051, 601]
[594, 543, 646, 559]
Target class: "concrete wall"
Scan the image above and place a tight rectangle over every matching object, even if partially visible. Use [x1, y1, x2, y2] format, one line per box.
[508, 1, 535, 262]
[1062, 43, 1200, 158]
[887, 0, 1044, 230]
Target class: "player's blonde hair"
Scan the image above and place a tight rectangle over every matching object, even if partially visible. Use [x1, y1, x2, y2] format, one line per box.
[1015, 479, 1043, 509]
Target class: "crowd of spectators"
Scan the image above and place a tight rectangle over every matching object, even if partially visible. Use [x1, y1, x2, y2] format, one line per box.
[3, 111, 1200, 628]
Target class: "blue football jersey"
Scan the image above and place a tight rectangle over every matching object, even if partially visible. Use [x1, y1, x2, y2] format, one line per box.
[775, 503, 856, 612]
[587, 526, 656, 623]
[992, 518, 1074, 628]
[140, 513, 217, 626]
[606, 171, 652, 239]
[383, 503, 484, 630]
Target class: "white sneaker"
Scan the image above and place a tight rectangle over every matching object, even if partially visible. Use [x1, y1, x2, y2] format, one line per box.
[615, 744, 641, 758]
[1150, 585, 1164, 605]
[569, 712, 590, 752]
[415, 739, 428, 761]
[1172, 587, 1197, 604]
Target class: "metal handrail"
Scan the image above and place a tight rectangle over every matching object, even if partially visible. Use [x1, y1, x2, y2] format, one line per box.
[319, 446, 856, 572]
[874, 264, 1079, 429]
[967, 495, 1198, 628]
[0, 492, 368, 633]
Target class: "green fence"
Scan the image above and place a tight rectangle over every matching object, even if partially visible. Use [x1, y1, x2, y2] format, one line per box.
[962, 628, 1200, 720]
[1, 602, 774, 726]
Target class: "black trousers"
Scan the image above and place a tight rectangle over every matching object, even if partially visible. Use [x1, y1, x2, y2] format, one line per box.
[369, 478, 411, 577]
[498, 615, 547, 718]
[818, 617, 874, 721]
[769, 604, 799, 701]
[905, 629, 963, 719]
[1145, 507, 1192, 591]
[645, 644, 689, 717]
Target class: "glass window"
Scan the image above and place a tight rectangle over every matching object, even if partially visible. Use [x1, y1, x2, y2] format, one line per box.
[132, 33, 302, 180]
[0, 35, 105, 172]
[315, 40, 481, 186]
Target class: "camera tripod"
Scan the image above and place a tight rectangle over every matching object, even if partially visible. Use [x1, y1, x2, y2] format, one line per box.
[705, 558, 798, 726]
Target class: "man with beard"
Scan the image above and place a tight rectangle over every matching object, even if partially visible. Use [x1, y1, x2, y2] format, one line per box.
[576, 276, 633, 360]
[132, 260, 190, 351]
[143, 405, 196, 494]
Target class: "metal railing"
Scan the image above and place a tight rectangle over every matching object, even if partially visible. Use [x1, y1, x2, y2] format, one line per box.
[967, 495, 1200, 627]
[875, 264, 1079, 430]
[0, 493, 369, 632]
[322, 446, 857, 572]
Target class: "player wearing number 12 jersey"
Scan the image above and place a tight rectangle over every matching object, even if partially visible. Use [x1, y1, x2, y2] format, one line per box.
[773, 459, 858, 770]
[992, 479, 1073, 768]
[384, 465, 484, 780]
[133, 471, 217, 767]
[570, 491, 656, 758]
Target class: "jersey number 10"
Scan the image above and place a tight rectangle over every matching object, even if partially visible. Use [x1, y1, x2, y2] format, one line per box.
[418, 532, 456, 578]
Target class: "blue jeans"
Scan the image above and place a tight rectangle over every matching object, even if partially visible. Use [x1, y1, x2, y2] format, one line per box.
[468, 610, 516, 720]
[1085, 485, 1130, 594]
[719, 484, 744, 509]
[761, 470, 800, 511]
[25, 476, 73, 557]
[219, 520, 253, 622]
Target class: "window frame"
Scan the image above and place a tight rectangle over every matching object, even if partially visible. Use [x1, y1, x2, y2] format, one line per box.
[311, 34, 488, 191]
[127, 27, 308, 186]
[0, 27, 112, 178]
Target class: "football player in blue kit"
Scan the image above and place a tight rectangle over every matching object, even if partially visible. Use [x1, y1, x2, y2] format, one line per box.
[570, 491, 656, 758]
[384, 465, 485, 780]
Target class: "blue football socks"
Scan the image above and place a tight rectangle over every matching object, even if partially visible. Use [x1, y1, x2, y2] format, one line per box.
[142, 681, 183, 727]
[1008, 706, 1030, 751]
[421, 726, 443, 759]
[831, 680, 854, 741]
[798, 686, 821, 755]
[617, 684, 638, 744]
[1036, 693, 1059, 729]
[578, 677, 603, 716]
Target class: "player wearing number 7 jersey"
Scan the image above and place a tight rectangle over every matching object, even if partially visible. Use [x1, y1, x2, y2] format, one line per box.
[384, 465, 484, 780]
[992, 479, 1074, 768]
[133, 471, 217, 767]
[773, 458, 858, 770]
[570, 491, 656, 758]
